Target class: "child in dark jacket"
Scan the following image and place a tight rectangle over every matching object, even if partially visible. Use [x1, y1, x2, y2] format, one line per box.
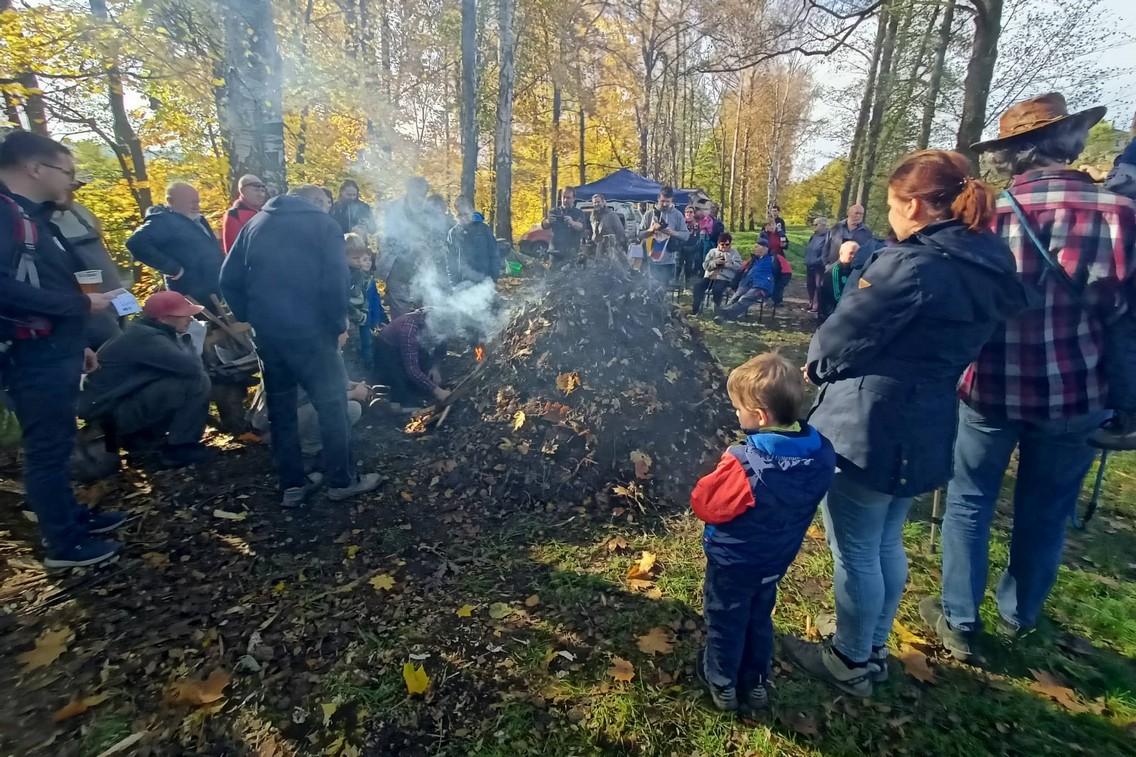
[691, 353, 836, 713]
[345, 233, 388, 371]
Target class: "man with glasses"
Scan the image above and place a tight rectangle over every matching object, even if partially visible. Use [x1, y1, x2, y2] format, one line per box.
[0, 130, 125, 568]
[221, 174, 268, 253]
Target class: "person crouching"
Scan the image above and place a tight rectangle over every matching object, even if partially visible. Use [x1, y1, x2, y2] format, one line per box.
[80, 291, 213, 468]
[691, 353, 836, 713]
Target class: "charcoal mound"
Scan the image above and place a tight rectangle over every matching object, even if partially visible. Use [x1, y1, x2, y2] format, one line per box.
[418, 259, 738, 516]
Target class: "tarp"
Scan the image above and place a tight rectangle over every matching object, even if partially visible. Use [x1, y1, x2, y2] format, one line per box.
[575, 168, 691, 205]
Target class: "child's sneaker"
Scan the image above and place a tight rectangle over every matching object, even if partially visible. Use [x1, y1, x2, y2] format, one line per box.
[695, 648, 739, 712]
[740, 683, 770, 713]
[868, 646, 889, 683]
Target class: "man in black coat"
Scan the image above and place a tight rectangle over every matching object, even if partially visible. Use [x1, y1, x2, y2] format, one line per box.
[221, 185, 379, 508]
[446, 203, 500, 286]
[80, 291, 212, 468]
[127, 182, 223, 307]
[824, 203, 878, 269]
[0, 130, 125, 569]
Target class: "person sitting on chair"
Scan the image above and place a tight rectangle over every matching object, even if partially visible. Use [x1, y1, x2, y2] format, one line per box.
[691, 232, 742, 316]
[717, 243, 774, 322]
[80, 291, 213, 468]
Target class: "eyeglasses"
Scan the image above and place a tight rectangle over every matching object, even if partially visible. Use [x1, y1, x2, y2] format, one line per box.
[40, 162, 77, 181]
[243, 182, 267, 190]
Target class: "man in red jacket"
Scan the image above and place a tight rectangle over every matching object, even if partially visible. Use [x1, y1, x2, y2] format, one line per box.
[221, 174, 267, 252]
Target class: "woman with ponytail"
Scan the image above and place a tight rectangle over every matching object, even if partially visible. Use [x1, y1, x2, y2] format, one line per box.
[784, 150, 1029, 697]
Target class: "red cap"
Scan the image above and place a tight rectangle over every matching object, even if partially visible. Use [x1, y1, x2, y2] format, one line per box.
[143, 291, 205, 319]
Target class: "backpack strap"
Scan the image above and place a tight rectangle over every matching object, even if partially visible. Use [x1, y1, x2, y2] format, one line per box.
[1002, 189, 1086, 306]
[0, 193, 41, 289]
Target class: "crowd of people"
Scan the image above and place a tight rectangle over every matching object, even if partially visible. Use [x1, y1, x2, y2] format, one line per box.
[2, 90, 1135, 723]
[0, 129, 499, 567]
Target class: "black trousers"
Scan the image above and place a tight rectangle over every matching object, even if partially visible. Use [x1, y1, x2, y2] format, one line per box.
[691, 278, 730, 314]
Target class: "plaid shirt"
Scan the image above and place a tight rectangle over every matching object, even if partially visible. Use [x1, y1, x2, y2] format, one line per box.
[959, 169, 1136, 420]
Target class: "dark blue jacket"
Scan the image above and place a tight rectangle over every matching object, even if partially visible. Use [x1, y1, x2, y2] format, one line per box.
[220, 196, 349, 341]
[126, 205, 222, 307]
[825, 220, 879, 268]
[806, 219, 1030, 497]
[692, 424, 836, 573]
[738, 253, 775, 295]
[446, 220, 500, 284]
[0, 187, 90, 348]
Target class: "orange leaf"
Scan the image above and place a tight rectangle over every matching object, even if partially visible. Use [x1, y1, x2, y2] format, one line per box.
[166, 668, 231, 706]
[636, 627, 675, 656]
[555, 372, 581, 395]
[629, 450, 653, 480]
[17, 626, 73, 671]
[1029, 669, 1104, 714]
[52, 692, 110, 722]
[607, 656, 635, 683]
[626, 551, 657, 581]
[897, 645, 936, 684]
[606, 536, 629, 553]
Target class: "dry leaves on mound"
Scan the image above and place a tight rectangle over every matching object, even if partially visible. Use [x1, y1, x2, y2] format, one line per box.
[17, 626, 74, 671]
[165, 669, 231, 706]
[636, 627, 675, 656]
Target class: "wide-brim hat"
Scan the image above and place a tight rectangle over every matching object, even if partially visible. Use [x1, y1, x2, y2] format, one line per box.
[971, 92, 1106, 153]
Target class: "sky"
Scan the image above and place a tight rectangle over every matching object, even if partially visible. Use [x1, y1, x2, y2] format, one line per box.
[795, 0, 1136, 176]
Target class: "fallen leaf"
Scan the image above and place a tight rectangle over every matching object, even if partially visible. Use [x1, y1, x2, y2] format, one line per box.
[320, 701, 338, 725]
[663, 368, 679, 384]
[555, 372, 581, 395]
[645, 587, 663, 600]
[607, 656, 635, 683]
[897, 645, 936, 684]
[782, 710, 820, 737]
[212, 509, 247, 521]
[626, 551, 657, 581]
[636, 627, 675, 656]
[52, 692, 110, 722]
[166, 669, 231, 706]
[892, 620, 928, 646]
[524, 594, 540, 607]
[402, 663, 430, 695]
[804, 615, 819, 641]
[142, 552, 169, 568]
[1029, 669, 1103, 714]
[512, 411, 526, 431]
[345, 545, 360, 560]
[628, 578, 654, 592]
[605, 535, 629, 552]
[272, 580, 287, 594]
[805, 524, 825, 540]
[94, 732, 147, 757]
[456, 604, 475, 617]
[369, 574, 395, 592]
[488, 602, 513, 620]
[18, 626, 74, 671]
[629, 450, 653, 479]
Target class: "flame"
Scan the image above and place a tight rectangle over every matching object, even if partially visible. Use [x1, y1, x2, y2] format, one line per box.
[474, 344, 485, 363]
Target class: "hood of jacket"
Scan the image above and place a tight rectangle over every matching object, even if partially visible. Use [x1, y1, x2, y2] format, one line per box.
[263, 195, 328, 216]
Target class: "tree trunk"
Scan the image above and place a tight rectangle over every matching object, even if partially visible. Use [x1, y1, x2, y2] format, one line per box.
[493, 0, 516, 241]
[459, 0, 478, 201]
[578, 106, 586, 186]
[727, 84, 743, 230]
[839, 8, 888, 218]
[2, 92, 20, 128]
[857, 5, 900, 209]
[956, 0, 1004, 166]
[550, 82, 561, 206]
[739, 124, 750, 229]
[89, 0, 151, 214]
[918, 0, 955, 149]
[219, 0, 286, 192]
[637, 46, 655, 175]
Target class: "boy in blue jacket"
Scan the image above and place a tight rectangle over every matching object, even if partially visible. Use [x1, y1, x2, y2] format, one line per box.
[692, 352, 836, 712]
[345, 233, 388, 372]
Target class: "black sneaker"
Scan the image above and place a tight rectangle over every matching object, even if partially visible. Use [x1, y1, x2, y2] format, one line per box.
[919, 597, 977, 662]
[327, 473, 381, 502]
[782, 637, 873, 698]
[81, 509, 128, 535]
[159, 443, 216, 469]
[996, 616, 1036, 641]
[43, 539, 121, 570]
[695, 648, 739, 712]
[740, 683, 770, 713]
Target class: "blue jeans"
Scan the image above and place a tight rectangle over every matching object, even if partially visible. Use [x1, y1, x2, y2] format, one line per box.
[256, 335, 353, 490]
[940, 402, 1106, 632]
[718, 289, 766, 321]
[702, 561, 779, 693]
[5, 339, 87, 553]
[822, 471, 913, 662]
[357, 324, 374, 373]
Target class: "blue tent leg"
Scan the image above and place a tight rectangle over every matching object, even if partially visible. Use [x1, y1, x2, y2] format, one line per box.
[1072, 449, 1109, 530]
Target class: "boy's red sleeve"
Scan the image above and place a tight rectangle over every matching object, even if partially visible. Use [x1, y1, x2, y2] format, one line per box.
[691, 453, 755, 525]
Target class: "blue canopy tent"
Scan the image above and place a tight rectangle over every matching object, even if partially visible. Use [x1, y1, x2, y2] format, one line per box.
[575, 168, 691, 205]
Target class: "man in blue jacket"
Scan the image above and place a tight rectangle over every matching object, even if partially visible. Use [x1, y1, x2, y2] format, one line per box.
[0, 131, 125, 568]
[127, 182, 223, 308]
[221, 185, 379, 508]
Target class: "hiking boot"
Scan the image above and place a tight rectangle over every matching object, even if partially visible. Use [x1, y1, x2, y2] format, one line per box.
[159, 443, 216, 469]
[920, 597, 977, 662]
[782, 637, 873, 698]
[740, 683, 770, 713]
[695, 648, 739, 712]
[81, 509, 128, 535]
[327, 473, 381, 502]
[43, 539, 121, 570]
[997, 616, 1036, 641]
[281, 487, 307, 508]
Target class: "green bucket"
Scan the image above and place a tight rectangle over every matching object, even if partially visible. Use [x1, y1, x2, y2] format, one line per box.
[507, 260, 524, 276]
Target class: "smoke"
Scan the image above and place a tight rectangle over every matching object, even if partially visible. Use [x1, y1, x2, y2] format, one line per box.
[375, 192, 508, 345]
